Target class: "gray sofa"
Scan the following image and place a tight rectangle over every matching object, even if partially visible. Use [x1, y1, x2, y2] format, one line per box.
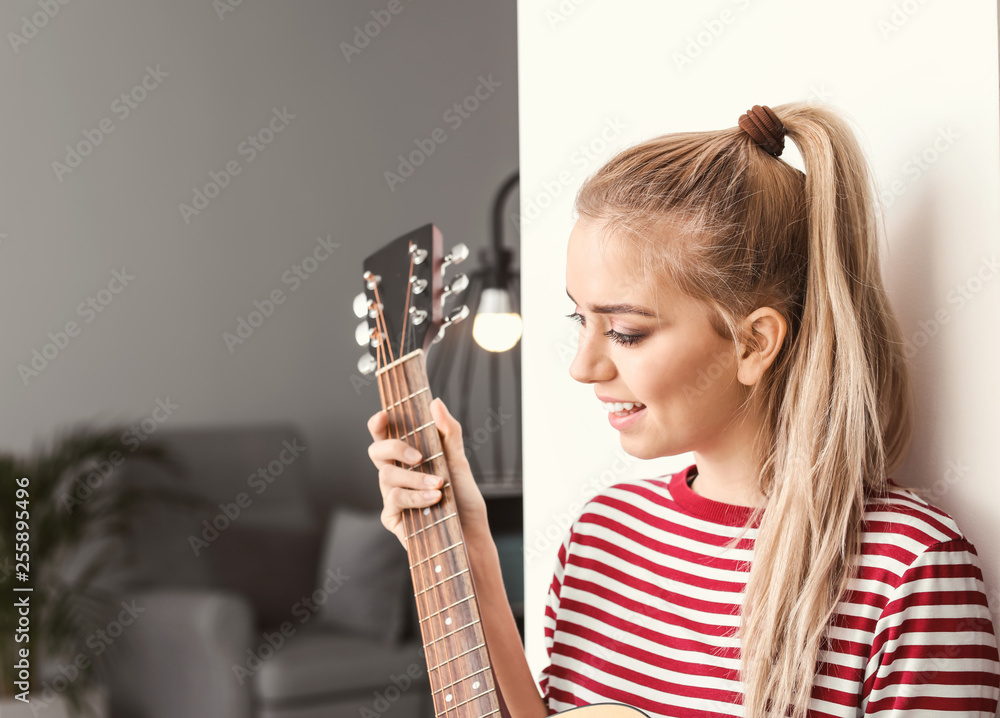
[97, 424, 435, 718]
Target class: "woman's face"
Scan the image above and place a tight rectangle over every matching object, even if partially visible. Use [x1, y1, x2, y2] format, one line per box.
[566, 218, 749, 460]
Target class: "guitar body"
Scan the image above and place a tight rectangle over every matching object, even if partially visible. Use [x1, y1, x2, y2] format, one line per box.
[557, 704, 651, 718]
[356, 224, 651, 718]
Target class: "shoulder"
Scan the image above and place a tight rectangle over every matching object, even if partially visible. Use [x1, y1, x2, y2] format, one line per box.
[861, 480, 983, 586]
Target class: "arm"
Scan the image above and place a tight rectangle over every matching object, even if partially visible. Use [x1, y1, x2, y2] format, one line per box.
[862, 538, 1000, 716]
[467, 527, 549, 718]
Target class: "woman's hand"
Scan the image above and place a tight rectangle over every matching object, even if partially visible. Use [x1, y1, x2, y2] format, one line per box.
[367, 397, 490, 550]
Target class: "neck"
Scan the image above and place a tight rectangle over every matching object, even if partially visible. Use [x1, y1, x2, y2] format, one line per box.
[690, 410, 766, 508]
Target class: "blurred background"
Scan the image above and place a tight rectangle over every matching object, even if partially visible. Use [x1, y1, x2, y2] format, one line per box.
[0, 1, 521, 716]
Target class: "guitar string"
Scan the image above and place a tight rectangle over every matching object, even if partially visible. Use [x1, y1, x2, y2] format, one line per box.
[370, 261, 497, 716]
[390, 256, 497, 716]
[390, 255, 465, 717]
[371, 278, 458, 718]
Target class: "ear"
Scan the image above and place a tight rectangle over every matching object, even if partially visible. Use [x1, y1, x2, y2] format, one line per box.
[736, 307, 787, 386]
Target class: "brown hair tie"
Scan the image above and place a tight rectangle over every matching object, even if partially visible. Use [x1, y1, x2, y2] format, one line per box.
[738, 104, 786, 157]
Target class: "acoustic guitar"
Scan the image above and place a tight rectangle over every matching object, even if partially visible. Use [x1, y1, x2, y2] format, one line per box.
[354, 224, 650, 718]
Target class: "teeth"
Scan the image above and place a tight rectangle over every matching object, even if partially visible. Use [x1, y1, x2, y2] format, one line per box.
[600, 401, 645, 414]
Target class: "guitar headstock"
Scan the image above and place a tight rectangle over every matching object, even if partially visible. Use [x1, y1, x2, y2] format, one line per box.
[353, 223, 470, 375]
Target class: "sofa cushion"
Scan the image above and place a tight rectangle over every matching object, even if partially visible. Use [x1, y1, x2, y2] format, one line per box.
[313, 506, 411, 645]
[253, 624, 429, 702]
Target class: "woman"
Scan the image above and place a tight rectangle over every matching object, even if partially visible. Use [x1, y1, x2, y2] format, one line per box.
[367, 102, 1000, 717]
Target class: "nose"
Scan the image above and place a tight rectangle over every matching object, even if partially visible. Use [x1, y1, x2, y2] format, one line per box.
[568, 327, 615, 384]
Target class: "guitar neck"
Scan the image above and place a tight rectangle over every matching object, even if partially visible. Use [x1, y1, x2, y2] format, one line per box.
[376, 348, 501, 718]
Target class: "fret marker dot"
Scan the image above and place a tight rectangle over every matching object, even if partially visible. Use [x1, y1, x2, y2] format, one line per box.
[423, 507, 430, 515]
[445, 617, 452, 625]
[445, 694, 453, 702]
[435, 564, 442, 573]
[473, 681, 480, 689]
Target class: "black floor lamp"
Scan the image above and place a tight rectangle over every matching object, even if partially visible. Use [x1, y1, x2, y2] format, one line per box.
[428, 170, 521, 494]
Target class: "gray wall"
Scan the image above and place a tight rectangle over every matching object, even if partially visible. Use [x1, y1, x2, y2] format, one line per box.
[0, 0, 519, 512]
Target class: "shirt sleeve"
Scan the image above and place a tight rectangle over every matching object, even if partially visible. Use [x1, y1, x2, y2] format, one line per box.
[537, 524, 575, 716]
[862, 538, 1000, 716]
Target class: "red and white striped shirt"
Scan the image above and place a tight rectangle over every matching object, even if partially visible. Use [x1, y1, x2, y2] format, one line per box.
[537, 463, 1000, 717]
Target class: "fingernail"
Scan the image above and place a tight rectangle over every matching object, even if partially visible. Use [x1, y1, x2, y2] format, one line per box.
[424, 475, 439, 488]
[405, 448, 421, 463]
[422, 490, 439, 499]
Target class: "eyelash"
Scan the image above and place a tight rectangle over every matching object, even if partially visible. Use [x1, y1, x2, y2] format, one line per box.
[565, 312, 644, 347]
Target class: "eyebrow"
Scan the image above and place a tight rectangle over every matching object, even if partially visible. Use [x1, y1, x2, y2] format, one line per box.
[566, 289, 657, 318]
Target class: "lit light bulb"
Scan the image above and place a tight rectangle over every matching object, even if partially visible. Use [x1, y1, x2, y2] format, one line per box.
[472, 288, 522, 352]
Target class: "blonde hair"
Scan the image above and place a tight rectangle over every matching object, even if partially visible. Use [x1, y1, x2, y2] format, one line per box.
[573, 101, 915, 717]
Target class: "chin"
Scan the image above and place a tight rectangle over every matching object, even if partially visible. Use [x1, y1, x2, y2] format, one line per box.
[618, 435, 664, 461]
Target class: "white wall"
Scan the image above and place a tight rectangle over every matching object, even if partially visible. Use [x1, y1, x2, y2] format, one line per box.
[517, 0, 1000, 702]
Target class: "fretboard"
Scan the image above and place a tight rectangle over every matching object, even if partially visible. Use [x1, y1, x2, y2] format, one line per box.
[377, 348, 501, 718]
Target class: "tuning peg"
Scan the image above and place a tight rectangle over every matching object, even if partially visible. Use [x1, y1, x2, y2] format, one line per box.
[442, 243, 469, 268]
[363, 271, 381, 290]
[443, 304, 470, 327]
[409, 276, 428, 294]
[407, 307, 428, 325]
[352, 292, 369, 318]
[442, 273, 468, 301]
[355, 320, 374, 347]
[357, 353, 377, 375]
[408, 243, 428, 264]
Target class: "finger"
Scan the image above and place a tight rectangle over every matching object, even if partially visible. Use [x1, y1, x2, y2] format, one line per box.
[379, 463, 442, 495]
[367, 409, 388, 441]
[430, 398, 472, 472]
[389, 485, 441, 511]
[368, 438, 425, 468]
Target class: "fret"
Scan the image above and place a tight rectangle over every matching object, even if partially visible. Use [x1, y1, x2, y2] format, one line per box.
[477, 710, 501, 718]
[415, 450, 444, 467]
[447, 688, 496, 711]
[426, 641, 485, 672]
[418, 594, 474, 622]
[407, 511, 457, 538]
[436, 665, 490, 688]
[383, 385, 430, 410]
[414, 568, 470, 597]
[423, 618, 480, 648]
[409, 540, 464, 569]
[375, 348, 422, 375]
[402, 420, 436, 440]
